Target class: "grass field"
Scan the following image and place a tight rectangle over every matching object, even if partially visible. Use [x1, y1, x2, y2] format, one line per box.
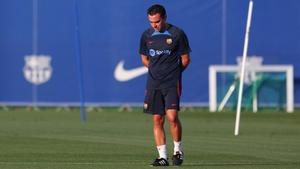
[0, 107, 299, 169]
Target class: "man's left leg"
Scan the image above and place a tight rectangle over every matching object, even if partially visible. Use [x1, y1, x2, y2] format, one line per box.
[166, 109, 184, 166]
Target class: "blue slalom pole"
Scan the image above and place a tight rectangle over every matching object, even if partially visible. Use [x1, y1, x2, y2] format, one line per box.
[73, 0, 86, 125]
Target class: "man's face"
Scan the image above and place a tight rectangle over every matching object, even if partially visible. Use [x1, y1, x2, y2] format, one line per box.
[148, 13, 166, 32]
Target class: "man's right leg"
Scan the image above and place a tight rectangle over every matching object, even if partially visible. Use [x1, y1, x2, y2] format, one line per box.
[150, 114, 169, 166]
[153, 114, 167, 159]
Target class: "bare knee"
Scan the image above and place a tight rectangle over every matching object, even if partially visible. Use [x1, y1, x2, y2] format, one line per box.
[153, 114, 165, 128]
[166, 110, 180, 126]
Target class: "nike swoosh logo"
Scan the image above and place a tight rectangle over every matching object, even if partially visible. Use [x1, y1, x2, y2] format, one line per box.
[114, 60, 148, 82]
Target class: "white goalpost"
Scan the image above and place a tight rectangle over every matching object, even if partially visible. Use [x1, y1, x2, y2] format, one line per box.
[209, 64, 294, 113]
[234, 0, 254, 136]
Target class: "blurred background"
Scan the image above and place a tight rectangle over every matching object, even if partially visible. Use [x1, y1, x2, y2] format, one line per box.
[0, 0, 299, 109]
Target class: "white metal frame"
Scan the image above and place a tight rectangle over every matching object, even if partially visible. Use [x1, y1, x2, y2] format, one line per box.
[209, 65, 294, 113]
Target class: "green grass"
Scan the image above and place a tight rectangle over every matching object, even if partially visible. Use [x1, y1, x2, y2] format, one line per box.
[0, 107, 299, 169]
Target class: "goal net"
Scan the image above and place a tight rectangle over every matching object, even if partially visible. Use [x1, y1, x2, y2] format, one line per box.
[209, 57, 294, 112]
[218, 72, 286, 109]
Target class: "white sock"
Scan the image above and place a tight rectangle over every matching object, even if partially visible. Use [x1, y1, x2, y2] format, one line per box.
[157, 144, 167, 159]
[173, 141, 183, 155]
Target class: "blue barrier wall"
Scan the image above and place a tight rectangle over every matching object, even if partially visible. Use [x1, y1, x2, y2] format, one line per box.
[0, 0, 299, 106]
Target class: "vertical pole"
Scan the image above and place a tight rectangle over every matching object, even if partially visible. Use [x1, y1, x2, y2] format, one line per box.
[221, 0, 227, 98]
[286, 67, 294, 113]
[73, 0, 86, 125]
[252, 71, 258, 113]
[32, 0, 38, 108]
[209, 66, 217, 112]
[235, 0, 254, 136]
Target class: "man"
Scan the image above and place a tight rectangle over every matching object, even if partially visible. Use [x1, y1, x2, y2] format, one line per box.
[139, 4, 191, 166]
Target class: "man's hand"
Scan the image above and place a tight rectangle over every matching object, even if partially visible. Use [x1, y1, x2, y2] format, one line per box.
[141, 54, 149, 67]
[181, 54, 190, 71]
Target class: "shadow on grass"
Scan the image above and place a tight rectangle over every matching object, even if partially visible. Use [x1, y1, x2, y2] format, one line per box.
[183, 162, 300, 167]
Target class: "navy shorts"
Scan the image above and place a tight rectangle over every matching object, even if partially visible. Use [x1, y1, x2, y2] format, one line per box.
[143, 87, 181, 115]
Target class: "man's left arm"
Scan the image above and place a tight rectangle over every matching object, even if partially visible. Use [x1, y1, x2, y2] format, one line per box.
[178, 29, 191, 72]
[181, 53, 190, 72]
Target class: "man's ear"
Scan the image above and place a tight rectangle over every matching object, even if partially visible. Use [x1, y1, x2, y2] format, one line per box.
[163, 15, 167, 20]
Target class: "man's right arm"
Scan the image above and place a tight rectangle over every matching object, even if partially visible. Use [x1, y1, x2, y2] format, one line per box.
[141, 54, 149, 68]
[139, 31, 149, 68]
